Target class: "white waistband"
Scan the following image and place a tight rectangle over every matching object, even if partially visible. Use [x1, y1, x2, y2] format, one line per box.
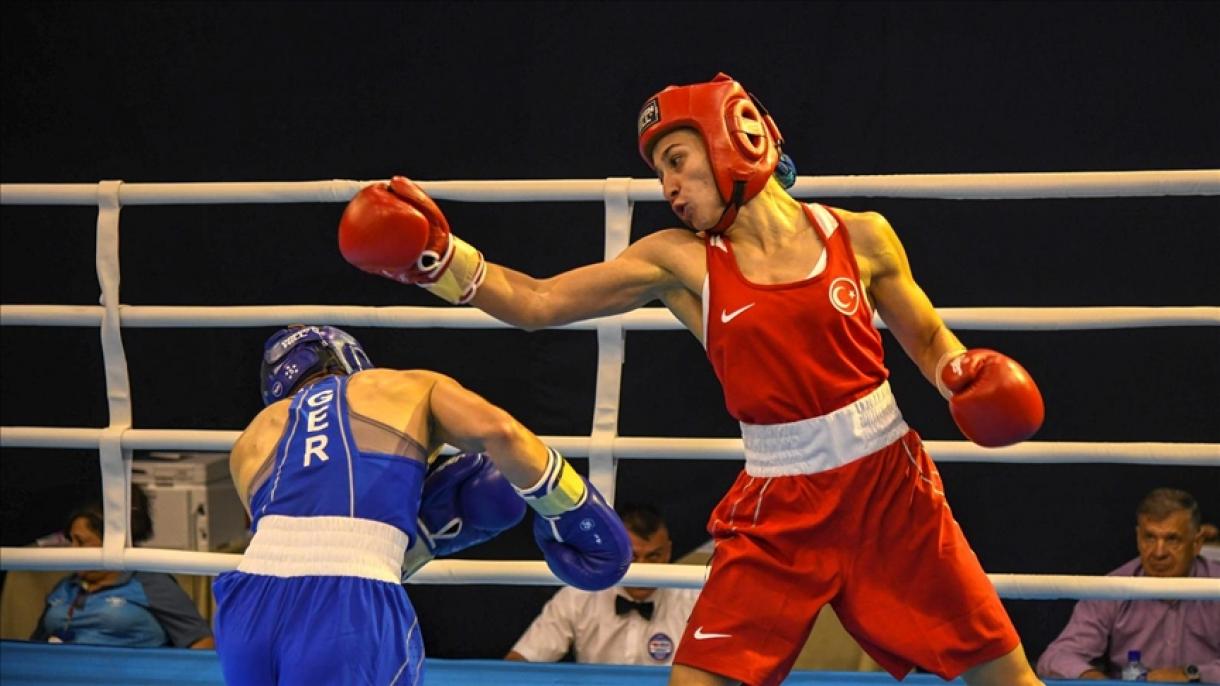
[740, 382, 909, 477]
[238, 515, 408, 583]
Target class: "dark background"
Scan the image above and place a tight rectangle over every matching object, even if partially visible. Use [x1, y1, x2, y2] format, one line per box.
[2, 0, 1218, 667]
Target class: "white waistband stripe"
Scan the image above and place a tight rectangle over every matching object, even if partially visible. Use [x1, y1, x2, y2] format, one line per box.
[237, 515, 408, 583]
[740, 382, 909, 477]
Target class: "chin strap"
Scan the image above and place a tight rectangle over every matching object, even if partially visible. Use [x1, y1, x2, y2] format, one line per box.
[705, 180, 747, 233]
[706, 204, 739, 233]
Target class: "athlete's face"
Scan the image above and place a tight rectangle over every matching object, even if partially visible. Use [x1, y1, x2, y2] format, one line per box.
[1136, 510, 1202, 578]
[651, 129, 725, 231]
[623, 525, 673, 601]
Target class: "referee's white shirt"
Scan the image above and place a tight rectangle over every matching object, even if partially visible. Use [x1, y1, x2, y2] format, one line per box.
[510, 586, 700, 665]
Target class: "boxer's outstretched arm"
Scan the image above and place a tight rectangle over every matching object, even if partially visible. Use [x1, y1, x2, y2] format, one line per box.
[472, 240, 670, 331]
[340, 175, 678, 327]
[425, 373, 550, 487]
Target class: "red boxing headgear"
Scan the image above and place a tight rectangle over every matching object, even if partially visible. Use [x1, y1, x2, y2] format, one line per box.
[637, 73, 784, 232]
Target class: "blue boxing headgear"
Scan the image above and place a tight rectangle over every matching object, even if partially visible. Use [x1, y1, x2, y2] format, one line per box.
[260, 325, 373, 405]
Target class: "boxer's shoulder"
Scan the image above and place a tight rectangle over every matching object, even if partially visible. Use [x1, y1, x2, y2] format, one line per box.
[629, 227, 706, 295]
[345, 369, 440, 445]
[346, 367, 444, 399]
[231, 402, 290, 504]
[240, 399, 289, 443]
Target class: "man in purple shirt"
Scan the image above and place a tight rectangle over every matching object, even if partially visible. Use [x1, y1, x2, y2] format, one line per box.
[1036, 488, 1219, 683]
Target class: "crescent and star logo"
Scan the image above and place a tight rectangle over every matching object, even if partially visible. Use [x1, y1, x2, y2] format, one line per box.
[829, 277, 860, 316]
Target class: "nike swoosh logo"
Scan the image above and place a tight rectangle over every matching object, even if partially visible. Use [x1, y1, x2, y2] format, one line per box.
[720, 303, 756, 324]
[693, 626, 733, 640]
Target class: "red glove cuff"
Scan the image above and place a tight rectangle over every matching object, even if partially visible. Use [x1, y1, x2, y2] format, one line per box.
[942, 349, 1045, 447]
[934, 348, 968, 399]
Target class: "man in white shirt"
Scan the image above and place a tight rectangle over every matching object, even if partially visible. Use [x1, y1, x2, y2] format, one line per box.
[506, 503, 700, 665]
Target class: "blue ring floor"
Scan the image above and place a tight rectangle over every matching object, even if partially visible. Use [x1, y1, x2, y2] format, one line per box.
[0, 640, 1126, 684]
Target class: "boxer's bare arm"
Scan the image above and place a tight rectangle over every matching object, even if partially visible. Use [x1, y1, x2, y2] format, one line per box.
[424, 372, 551, 487]
[841, 209, 963, 385]
[338, 179, 706, 331]
[472, 228, 705, 331]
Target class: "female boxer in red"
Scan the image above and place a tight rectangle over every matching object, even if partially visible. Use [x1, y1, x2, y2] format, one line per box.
[338, 73, 1045, 686]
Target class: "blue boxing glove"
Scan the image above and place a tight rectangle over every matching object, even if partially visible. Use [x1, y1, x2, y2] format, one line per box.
[514, 448, 632, 591]
[401, 452, 526, 580]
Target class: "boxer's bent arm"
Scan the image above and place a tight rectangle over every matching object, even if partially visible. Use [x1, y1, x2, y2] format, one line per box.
[846, 211, 964, 385]
[472, 234, 678, 331]
[426, 373, 549, 486]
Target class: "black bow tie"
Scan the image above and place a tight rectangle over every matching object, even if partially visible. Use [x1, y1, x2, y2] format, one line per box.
[615, 596, 655, 621]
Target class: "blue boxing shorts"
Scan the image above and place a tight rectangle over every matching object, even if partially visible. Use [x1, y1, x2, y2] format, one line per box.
[213, 516, 423, 686]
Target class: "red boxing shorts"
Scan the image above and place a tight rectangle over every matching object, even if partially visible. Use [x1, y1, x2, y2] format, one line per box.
[673, 431, 1018, 686]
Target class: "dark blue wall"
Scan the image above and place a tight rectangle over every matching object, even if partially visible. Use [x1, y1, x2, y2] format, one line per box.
[2, 1, 1217, 665]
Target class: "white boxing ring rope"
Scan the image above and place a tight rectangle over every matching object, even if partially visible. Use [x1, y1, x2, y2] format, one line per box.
[1, 170, 1218, 606]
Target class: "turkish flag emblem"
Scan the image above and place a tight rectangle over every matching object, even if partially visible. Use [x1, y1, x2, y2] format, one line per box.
[829, 277, 860, 316]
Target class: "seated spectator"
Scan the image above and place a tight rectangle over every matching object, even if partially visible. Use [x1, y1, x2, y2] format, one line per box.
[29, 484, 214, 649]
[1036, 487, 1219, 683]
[506, 503, 699, 665]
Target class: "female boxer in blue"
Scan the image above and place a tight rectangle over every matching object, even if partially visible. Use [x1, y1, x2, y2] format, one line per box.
[213, 325, 630, 685]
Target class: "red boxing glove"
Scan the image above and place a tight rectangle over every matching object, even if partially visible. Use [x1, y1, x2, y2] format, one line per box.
[339, 176, 485, 303]
[937, 349, 1044, 448]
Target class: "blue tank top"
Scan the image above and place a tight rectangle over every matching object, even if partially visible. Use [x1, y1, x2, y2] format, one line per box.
[248, 375, 424, 539]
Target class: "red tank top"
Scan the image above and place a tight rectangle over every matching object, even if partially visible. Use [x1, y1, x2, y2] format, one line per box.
[704, 203, 889, 424]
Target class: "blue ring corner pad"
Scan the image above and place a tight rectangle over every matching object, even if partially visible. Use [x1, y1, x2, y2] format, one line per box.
[0, 640, 1118, 685]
